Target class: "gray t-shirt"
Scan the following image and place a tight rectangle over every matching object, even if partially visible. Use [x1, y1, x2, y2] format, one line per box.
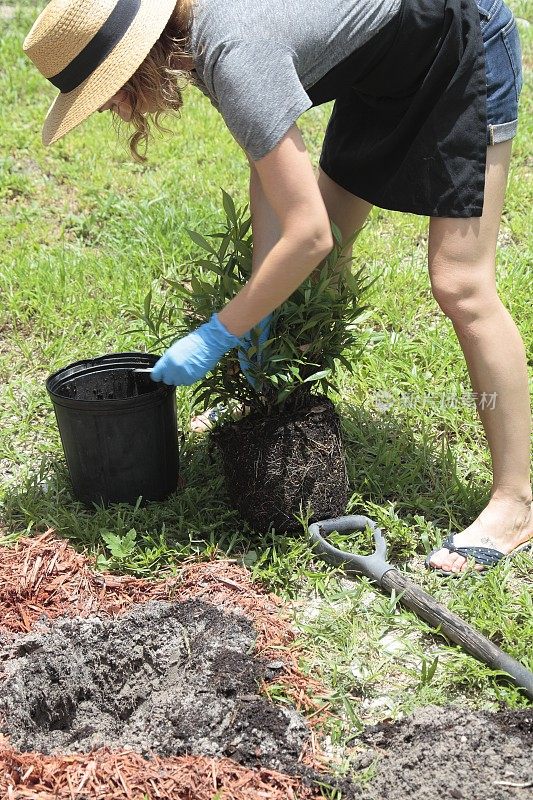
[189, 0, 401, 160]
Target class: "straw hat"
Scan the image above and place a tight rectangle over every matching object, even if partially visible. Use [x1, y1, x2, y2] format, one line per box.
[23, 0, 178, 145]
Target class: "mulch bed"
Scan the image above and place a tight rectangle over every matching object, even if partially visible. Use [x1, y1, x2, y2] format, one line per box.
[0, 530, 334, 800]
[0, 745, 319, 799]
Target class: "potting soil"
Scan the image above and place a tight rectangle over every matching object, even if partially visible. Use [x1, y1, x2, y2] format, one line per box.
[352, 704, 533, 800]
[0, 599, 308, 772]
[213, 396, 348, 532]
[57, 368, 156, 401]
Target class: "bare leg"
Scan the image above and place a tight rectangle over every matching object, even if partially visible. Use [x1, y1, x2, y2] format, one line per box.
[427, 141, 533, 572]
[249, 164, 373, 272]
[316, 167, 373, 267]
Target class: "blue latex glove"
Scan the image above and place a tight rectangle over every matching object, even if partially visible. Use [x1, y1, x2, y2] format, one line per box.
[237, 314, 272, 388]
[151, 313, 241, 386]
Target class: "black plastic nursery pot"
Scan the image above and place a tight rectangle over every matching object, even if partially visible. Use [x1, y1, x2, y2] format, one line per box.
[212, 396, 348, 533]
[46, 353, 179, 506]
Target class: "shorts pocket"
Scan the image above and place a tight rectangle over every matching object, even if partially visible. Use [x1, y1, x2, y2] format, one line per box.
[475, 0, 492, 30]
[502, 18, 523, 100]
[476, 0, 513, 39]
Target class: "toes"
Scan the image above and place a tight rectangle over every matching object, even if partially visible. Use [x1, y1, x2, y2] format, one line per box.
[428, 548, 446, 568]
[428, 548, 452, 570]
[440, 552, 464, 573]
[447, 553, 467, 573]
[428, 549, 467, 573]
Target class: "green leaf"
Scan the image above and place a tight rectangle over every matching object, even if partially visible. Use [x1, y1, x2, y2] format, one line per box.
[330, 220, 343, 247]
[96, 554, 111, 571]
[234, 239, 252, 257]
[240, 217, 252, 237]
[186, 228, 218, 256]
[337, 353, 354, 372]
[101, 528, 137, 559]
[243, 550, 258, 566]
[192, 387, 215, 408]
[341, 694, 364, 730]
[303, 369, 331, 383]
[266, 355, 290, 364]
[217, 235, 231, 262]
[143, 289, 152, 321]
[221, 189, 238, 228]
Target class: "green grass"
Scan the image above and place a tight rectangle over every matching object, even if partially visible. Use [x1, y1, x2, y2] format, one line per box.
[1, 0, 532, 786]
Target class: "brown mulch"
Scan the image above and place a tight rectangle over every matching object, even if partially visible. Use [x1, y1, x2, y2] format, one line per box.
[0, 743, 321, 800]
[0, 530, 333, 800]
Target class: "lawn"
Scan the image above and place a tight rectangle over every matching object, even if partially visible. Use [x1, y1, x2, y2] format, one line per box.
[1, 0, 532, 786]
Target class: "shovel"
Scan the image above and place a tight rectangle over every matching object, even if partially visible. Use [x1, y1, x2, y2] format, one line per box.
[308, 514, 533, 700]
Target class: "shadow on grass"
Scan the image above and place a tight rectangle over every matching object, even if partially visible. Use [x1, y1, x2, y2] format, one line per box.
[1, 401, 492, 578]
[341, 402, 489, 511]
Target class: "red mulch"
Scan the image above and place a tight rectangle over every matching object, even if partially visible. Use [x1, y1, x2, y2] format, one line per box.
[0, 743, 321, 799]
[0, 530, 332, 799]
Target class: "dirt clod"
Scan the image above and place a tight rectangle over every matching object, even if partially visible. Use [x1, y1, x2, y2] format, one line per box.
[0, 600, 309, 772]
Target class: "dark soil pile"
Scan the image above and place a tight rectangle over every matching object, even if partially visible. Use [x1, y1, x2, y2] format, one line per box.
[354, 705, 533, 800]
[0, 534, 357, 799]
[0, 600, 308, 772]
[213, 396, 348, 532]
[0, 532, 331, 729]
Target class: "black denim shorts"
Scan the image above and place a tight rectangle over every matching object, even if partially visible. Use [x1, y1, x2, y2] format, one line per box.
[476, 0, 523, 144]
[313, 0, 488, 217]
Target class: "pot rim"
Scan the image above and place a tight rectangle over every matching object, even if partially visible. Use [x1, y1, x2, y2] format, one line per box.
[46, 351, 174, 411]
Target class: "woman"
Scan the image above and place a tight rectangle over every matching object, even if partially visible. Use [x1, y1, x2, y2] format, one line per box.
[24, 0, 532, 575]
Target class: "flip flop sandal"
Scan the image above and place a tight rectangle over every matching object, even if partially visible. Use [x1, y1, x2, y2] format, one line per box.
[190, 404, 228, 433]
[190, 403, 251, 433]
[425, 535, 533, 577]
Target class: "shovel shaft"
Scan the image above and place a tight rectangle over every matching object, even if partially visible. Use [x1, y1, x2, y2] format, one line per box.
[381, 569, 533, 700]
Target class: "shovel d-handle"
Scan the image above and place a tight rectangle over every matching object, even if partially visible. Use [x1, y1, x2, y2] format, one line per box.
[308, 515, 394, 582]
[381, 569, 533, 701]
[309, 515, 533, 701]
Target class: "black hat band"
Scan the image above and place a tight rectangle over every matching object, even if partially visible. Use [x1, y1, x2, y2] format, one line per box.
[49, 0, 142, 94]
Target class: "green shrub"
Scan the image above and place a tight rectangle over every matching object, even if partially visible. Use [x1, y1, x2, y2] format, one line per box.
[141, 190, 376, 414]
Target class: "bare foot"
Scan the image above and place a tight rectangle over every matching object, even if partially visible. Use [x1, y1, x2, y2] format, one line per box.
[428, 496, 533, 573]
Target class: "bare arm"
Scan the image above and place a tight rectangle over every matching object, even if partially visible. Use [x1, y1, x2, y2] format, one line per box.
[248, 157, 281, 275]
[218, 124, 333, 337]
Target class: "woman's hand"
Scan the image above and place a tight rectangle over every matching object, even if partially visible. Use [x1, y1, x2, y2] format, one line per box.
[151, 313, 241, 386]
[153, 126, 333, 388]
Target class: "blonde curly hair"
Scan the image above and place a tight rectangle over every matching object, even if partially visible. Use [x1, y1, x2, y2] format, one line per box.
[118, 0, 195, 161]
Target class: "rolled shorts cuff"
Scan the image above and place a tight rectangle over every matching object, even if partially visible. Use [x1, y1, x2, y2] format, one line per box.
[487, 118, 517, 144]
